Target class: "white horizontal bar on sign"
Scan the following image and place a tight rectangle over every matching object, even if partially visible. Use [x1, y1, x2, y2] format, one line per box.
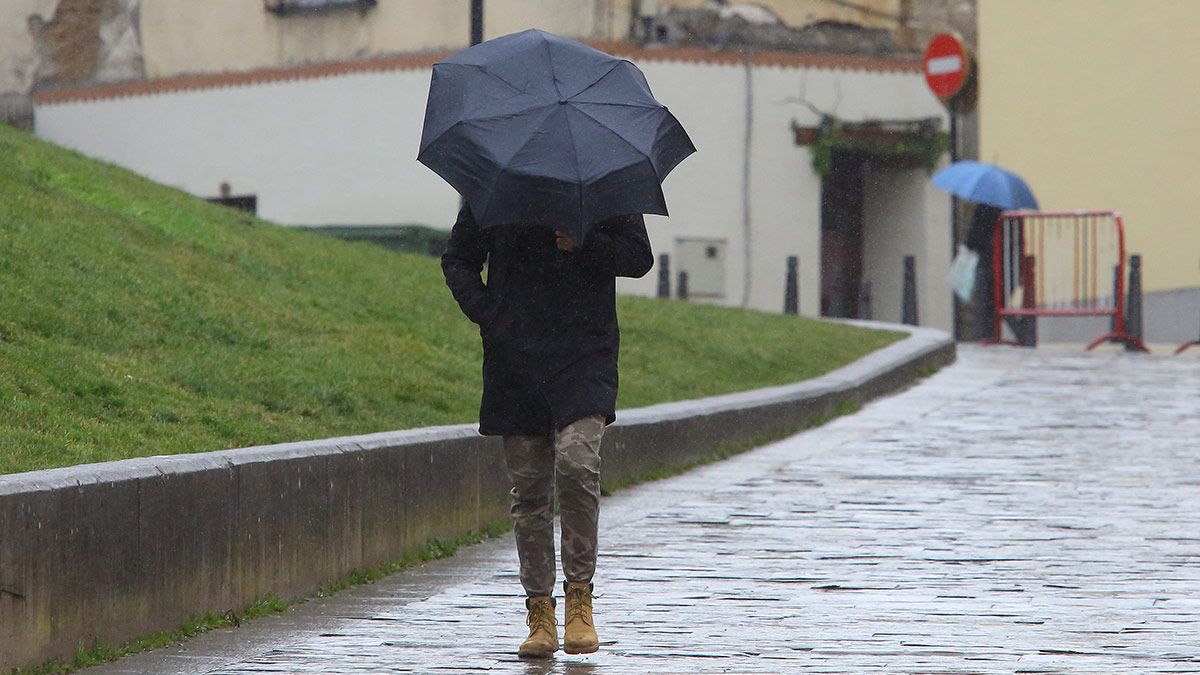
[926, 55, 963, 75]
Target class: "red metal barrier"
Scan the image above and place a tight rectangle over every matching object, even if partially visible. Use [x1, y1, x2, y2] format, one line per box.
[1177, 320, 1200, 355]
[991, 210, 1147, 351]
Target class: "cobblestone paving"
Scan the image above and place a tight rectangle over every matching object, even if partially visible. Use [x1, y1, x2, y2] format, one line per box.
[93, 346, 1200, 674]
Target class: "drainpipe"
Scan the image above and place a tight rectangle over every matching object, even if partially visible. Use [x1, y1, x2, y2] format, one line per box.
[741, 48, 754, 307]
[949, 97, 961, 339]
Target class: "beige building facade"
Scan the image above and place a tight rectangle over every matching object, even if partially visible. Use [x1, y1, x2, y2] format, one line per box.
[138, 0, 631, 80]
[978, 0, 1200, 342]
[1, 0, 977, 94]
[137, 0, 979, 79]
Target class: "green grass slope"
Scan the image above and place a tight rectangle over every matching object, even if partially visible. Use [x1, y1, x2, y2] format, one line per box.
[0, 124, 901, 475]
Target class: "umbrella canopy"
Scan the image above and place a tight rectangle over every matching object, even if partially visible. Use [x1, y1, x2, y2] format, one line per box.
[932, 160, 1039, 210]
[418, 29, 696, 240]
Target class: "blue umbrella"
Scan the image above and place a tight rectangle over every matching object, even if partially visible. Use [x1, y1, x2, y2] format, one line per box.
[932, 160, 1039, 210]
[418, 29, 696, 240]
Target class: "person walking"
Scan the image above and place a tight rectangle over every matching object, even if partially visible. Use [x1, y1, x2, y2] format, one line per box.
[442, 205, 654, 658]
[965, 202, 1035, 344]
[423, 31, 690, 656]
[965, 202, 1002, 340]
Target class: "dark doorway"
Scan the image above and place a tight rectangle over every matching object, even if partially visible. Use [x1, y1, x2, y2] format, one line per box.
[820, 152, 865, 318]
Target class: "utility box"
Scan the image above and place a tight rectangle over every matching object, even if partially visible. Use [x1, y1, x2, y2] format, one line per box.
[675, 237, 727, 299]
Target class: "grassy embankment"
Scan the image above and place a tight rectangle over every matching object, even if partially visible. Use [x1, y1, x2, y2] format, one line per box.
[0, 123, 901, 475]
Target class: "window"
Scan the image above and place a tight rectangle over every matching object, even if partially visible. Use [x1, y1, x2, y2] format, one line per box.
[264, 0, 377, 17]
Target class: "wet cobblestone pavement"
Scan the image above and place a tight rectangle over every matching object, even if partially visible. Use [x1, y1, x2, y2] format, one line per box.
[94, 346, 1200, 673]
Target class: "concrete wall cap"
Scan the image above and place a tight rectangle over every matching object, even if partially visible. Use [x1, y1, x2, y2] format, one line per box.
[615, 322, 947, 426]
[0, 424, 479, 494]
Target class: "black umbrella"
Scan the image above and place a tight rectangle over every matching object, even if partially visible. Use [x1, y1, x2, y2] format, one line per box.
[417, 29, 696, 240]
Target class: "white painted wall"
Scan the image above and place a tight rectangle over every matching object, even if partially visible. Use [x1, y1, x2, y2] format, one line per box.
[35, 55, 950, 326]
[862, 161, 953, 331]
[36, 68, 461, 227]
[619, 59, 951, 323]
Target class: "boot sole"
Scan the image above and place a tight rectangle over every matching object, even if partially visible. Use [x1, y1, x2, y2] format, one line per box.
[517, 646, 558, 658]
[563, 644, 599, 655]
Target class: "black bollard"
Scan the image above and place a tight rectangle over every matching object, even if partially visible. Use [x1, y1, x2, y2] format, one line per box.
[859, 281, 872, 320]
[1179, 316, 1200, 355]
[901, 255, 918, 326]
[657, 253, 671, 299]
[1015, 254, 1038, 347]
[1125, 254, 1143, 351]
[1111, 264, 1121, 333]
[677, 270, 689, 300]
[784, 256, 798, 315]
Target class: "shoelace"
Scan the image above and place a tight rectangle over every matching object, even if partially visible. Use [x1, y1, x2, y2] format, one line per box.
[527, 603, 555, 634]
[565, 589, 593, 626]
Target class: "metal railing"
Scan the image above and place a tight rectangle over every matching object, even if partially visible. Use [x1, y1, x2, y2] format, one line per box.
[990, 210, 1147, 351]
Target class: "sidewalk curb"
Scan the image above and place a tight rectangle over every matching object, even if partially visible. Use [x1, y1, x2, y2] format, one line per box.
[0, 322, 953, 670]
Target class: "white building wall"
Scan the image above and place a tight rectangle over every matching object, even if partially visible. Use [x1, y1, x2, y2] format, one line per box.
[613, 59, 748, 304]
[747, 64, 950, 319]
[918, 169, 953, 332]
[35, 55, 950, 326]
[620, 59, 950, 320]
[862, 162, 953, 331]
[35, 69, 461, 227]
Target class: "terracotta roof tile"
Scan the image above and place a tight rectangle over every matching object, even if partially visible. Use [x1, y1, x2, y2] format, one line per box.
[34, 42, 919, 106]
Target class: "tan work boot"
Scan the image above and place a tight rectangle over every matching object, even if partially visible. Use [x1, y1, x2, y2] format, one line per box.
[563, 581, 599, 654]
[518, 595, 558, 658]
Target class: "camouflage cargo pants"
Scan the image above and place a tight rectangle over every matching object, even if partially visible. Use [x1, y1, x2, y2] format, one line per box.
[502, 415, 604, 597]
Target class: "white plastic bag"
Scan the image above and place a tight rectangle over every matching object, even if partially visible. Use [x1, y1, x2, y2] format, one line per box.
[948, 244, 978, 303]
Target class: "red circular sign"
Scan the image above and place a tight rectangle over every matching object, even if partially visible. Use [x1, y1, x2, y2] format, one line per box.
[923, 33, 968, 99]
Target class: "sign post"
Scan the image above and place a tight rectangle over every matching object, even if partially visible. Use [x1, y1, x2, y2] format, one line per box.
[924, 33, 972, 339]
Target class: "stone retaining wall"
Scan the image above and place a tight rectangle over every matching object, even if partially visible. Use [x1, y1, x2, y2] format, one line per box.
[0, 323, 953, 670]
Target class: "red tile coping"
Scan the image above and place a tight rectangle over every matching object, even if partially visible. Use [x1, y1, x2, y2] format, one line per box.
[33, 41, 920, 106]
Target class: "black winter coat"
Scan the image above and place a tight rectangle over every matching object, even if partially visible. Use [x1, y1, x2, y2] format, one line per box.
[441, 207, 654, 437]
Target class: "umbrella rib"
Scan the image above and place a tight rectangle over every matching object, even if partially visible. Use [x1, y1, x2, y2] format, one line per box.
[541, 37, 564, 99]
[419, 103, 556, 166]
[476, 106, 566, 225]
[439, 62, 526, 94]
[418, 118, 471, 163]
[564, 60, 624, 102]
[460, 101, 557, 124]
[570, 100, 661, 110]
[569, 104, 660, 180]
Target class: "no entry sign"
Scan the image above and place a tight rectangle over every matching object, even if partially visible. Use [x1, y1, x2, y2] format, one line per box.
[923, 33, 968, 100]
